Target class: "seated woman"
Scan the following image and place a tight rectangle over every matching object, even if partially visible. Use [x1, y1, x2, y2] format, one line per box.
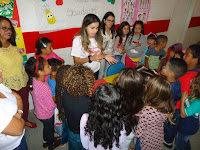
[0, 70, 28, 150]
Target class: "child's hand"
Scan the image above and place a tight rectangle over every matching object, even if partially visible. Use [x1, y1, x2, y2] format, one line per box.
[136, 42, 141, 47]
[105, 55, 118, 64]
[181, 92, 188, 102]
[91, 54, 104, 62]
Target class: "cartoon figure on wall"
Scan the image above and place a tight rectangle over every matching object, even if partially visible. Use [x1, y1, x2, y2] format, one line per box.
[120, 0, 136, 26]
[46, 9, 56, 24]
[0, 0, 14, 18]
[107, 0, 115, 5]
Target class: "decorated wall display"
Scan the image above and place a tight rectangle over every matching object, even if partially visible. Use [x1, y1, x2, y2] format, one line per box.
[30, 0, 121, 31]
[0, 0, 14, 18]
[133, 0, 151, 23]
[120, 0, 136, 26]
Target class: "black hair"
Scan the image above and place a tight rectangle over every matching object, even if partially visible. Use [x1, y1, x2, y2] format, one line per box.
[85, 84, 127, 149]
[169, 58, 187, 78]
[0, 16, 16, 47]
[25, 57, 46, 90]
[132, 20, 144, 35]
[47, 58, 62, 72]
[175, 50, 184, 59]
[156, 35, 168, 45]
[35, 37, 52, 55]
[101, 11, 115, 39]
[147, 33, 157, 40]
[116, 21, 130, 44]
[129, 20, 144, 44]
[189, 44, 200, 65]
[55, 65, 71, 121]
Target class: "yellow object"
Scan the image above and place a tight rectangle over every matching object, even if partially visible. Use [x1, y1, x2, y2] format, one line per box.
[0, 45, 28, 90]
[0, 0, 10, 6]
[130, 57, 140, 62]
[103, 73, 119, 83]
[15, 27, 27, 56]
[46, 9, 56, 24]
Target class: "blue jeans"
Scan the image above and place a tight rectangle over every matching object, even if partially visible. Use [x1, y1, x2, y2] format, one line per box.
[135, 138, 141, 150]
[61, 121, 68, 144]
[114, 55, 123, 63]
[164, 109, 180, 144]
[14, 135, 28, 150]
[98, 59, 110, 79]
[68, 129, 85, 150]
[174, 132, 191, 150]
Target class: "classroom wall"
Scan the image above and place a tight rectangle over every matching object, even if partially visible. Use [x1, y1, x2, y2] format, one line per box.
[17, 0, 199, 110]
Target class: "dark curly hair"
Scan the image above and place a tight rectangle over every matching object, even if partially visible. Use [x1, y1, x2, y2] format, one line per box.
[115, 68, 144, 130]
[47, 58, 62, 72]
[61, 65, 95, 97]
[55, 65, 71, 121]
[85, 84, 127, 149]
[0, 16, 16, 47]
[25, 56, 46, 90]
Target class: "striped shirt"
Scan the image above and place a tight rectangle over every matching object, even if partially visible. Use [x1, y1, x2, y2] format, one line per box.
[31, 78, 56, 119]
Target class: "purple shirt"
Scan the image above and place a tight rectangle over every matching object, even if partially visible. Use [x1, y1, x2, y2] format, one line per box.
[31, 78, 56, 119]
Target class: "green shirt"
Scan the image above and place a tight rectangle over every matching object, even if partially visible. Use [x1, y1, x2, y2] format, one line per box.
[185, 96, 200, 117]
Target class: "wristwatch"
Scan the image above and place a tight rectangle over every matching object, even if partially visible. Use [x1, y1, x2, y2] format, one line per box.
[88, 55, 92, 63]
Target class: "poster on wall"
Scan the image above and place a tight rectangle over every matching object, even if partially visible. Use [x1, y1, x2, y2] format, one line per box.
[133, 0, 151, 24]
[31, 0, 121, 31]
[120, 0, 136, 26]
[0, 0, 14, 18]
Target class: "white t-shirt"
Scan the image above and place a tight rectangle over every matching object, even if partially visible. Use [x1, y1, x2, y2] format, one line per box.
[0, 83, 25, 150]
[71, 36, 101, 73]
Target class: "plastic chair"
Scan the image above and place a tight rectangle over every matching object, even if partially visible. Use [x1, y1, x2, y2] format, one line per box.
[107, 62, 125, 77]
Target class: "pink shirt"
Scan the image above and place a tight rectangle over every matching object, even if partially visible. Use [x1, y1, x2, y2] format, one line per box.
[80, 113, 127, 150]
[31, 78, 56, 119]
[134, 106, 168, 150]
[43, 52, 64, 62]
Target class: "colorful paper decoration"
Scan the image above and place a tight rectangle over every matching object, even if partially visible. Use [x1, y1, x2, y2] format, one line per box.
[0, 0, 14, 18]
[107, 0, 115, 5]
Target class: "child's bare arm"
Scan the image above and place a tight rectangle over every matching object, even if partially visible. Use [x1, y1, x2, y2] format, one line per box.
[180, 92, 188, 118]
[145, 56, 149, 68]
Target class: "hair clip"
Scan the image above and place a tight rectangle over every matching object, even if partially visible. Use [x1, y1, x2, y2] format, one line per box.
[147, 32, 157, 38]
[40, 40, 47, 48]
[34, 55, 41, 74]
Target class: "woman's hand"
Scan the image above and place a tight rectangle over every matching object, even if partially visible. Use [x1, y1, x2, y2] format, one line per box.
[105, 55, 118, 65]
[91, 54, 104, 62]
[181, 92, 188, 102]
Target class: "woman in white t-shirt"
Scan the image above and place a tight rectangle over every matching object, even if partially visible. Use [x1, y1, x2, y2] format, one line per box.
[71, 14, 117, 79]
[0, 70, 27, 150]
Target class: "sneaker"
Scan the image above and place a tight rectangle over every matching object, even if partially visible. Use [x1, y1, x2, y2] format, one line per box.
[60, 144, 66, 147]
[163, 140, 173, 149]
[53, 138, 61, 149]
[43, 141, 48, 148]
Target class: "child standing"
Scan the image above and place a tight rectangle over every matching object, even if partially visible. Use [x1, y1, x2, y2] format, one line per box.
[145, 35, 168, 72]
[80, 84, 128, 149]
[58, 65, 95, 150]
[115, 68, 144, 150]
[125, 20, 146, 68]
[176, 72, 200, 150]
[25, 56, 60, 150]
[47, 58, 62, 101]
[161, 58, 187, 148]
[35, 37, 64, 63]
[98, 11, 116, 79]
[134, 76, 174, 150]
[140, 33, 157, 64]
[71, 14, 117, 79]
[114, 21, 130, 63]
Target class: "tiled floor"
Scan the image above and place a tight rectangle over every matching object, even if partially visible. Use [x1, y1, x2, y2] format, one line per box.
[25, 110, 200, 150]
